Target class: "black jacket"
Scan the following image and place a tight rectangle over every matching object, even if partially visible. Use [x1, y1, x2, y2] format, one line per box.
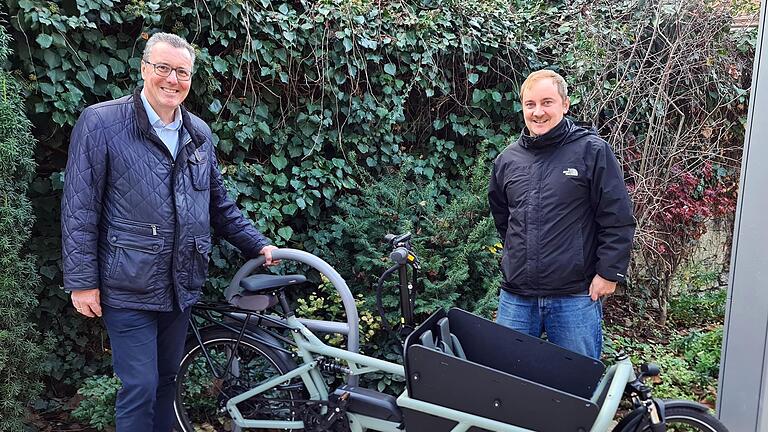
[488, 118, 635, 296]
[62, 88, 271, 311]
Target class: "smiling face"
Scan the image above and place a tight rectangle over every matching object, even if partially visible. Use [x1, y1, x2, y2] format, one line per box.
[141, 41, 193, 123]
[521, 78, 570, 137]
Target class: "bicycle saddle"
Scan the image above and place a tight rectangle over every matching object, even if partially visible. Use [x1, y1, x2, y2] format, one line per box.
[224, 274, 306, 312]
[240, 274, 307, 293]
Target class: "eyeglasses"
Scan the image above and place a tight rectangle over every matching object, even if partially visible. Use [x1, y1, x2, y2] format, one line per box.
[142, 60, 192, 81]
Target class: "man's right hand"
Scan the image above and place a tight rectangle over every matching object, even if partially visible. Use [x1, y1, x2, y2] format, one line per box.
[71, 289, 102, 318]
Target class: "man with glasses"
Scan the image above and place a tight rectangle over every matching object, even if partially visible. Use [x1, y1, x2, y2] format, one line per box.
[62, 32, 278, 431]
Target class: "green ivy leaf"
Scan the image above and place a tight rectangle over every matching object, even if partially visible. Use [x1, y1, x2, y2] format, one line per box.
[36, 34, 53, 49]
[468, 73, 479, 84]
[76, 70, 95, 88]
[251, 121, 268, 136]
[39, 83, 56, 96]
[93, 64, 109, 79]
[271, 155, 288, 170]
[472, 89, 485, 103]
[277, 226, 293, 240]
[213, 58, 228, 73]
[384, 63, 396, 75]
[359, 37, 377, 50]
[43, 50, 61, 68]
[109, 58, 125, 75]
[52, 111, 67, 125]
[282, 203, 298, 215]
[48, 69, 66, 82]
[209, 99, 222, 113]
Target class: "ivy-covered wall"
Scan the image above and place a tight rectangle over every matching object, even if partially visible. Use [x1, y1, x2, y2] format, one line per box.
[2, 0, 754, 397]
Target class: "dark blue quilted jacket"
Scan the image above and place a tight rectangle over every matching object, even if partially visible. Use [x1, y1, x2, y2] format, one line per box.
[62, 88, 271, 311]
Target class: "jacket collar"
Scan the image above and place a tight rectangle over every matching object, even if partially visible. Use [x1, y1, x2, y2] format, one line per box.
[520, 117, 572, 150]
[140, 89, 182, 131]
[133, 87, 205, 150]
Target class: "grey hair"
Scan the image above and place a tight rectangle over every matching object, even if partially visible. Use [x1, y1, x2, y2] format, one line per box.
[142, 32, 195, 69]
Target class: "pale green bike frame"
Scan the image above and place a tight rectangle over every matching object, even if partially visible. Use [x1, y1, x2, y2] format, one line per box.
[218, 249, 635, 432]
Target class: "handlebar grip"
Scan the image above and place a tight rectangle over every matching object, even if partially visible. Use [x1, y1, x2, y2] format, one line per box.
[641, 363, 661, 377]
[389, 248, 408, 265]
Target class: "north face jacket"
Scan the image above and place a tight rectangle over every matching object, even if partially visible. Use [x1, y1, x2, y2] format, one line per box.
[488, 118, 635, 296]
[62, 87, 270, 311]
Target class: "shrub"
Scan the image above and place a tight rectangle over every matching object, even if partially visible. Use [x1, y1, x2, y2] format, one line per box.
[310, 148, 501, 325]
[673, 327, 724, 384]
[0, 22, 49, 431]
[668, 289, 726, 328]
[566, 0, 749, 323]
[71, 375, 121, 430]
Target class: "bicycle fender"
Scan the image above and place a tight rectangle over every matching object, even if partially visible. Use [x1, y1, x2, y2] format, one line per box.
[657, 398, 712, 413]
[613, 405, 648, 432]
[187, 324, 296, 369]
[246, 326, 297, 366]
[613, 399, 713, 432]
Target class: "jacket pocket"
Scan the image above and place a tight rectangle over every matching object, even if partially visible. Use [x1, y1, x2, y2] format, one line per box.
[540, 224, 586, 289]
[191, 234, 212, 289]
[501, 209, 527, 287]
[106, 227, 165, 293]
[189, 149, 210, 191]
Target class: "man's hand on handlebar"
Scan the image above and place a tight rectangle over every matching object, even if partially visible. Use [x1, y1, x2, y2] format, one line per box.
[259, 245, 280, 266]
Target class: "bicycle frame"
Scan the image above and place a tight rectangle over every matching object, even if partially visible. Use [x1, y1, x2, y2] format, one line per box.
[187, 248, 642, 432]
[211, 308, 636, 432]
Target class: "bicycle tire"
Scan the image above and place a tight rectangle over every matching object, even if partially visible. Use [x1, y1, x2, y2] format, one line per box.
[616, 405, 728, 432]
[174, 328, 306, 432]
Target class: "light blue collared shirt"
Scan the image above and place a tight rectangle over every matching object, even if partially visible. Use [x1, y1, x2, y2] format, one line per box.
[140, 89, 183, 159]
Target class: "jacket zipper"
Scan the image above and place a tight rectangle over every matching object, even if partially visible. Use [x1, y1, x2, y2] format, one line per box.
[112, 216, 160, 236]
[172, 135, 195, 309]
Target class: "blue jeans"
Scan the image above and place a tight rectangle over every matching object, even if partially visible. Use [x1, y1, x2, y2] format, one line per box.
[102, 304, 191, 432]
[496, 290, 603, 359]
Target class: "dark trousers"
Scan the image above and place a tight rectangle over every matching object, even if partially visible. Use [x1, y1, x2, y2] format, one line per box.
[102, 304, 191, 432]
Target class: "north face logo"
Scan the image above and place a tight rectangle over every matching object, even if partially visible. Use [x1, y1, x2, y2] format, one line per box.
[563, 168, 579, 176]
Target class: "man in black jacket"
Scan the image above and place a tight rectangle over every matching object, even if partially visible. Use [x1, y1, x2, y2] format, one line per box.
[488, 70, 635, 359]
[62, 33, 278, 431]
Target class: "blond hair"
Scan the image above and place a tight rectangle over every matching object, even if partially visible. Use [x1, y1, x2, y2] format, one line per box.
[520, 70, 568, 102]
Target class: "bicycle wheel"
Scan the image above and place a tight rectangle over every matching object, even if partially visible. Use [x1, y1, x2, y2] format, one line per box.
[174, 328, 305, 432]
[618, 406, 728, 432]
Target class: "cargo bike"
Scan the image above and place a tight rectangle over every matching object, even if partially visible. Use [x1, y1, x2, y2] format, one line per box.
[173, 234, 727, 432]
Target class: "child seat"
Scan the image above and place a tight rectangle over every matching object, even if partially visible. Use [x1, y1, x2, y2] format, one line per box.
[402, 308, 606, 432]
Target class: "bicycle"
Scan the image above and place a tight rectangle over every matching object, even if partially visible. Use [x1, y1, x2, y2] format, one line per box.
[173, 234, 728, 432]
